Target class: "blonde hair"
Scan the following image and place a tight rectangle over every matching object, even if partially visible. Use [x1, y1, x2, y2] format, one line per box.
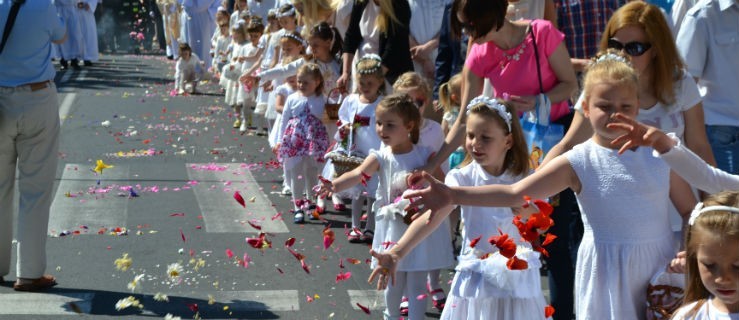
[683, 191, 739, 316]
[438, 73, 463, 114]
[358, 0, 401, 34]
[294, 0, 336, 37]
[377, 93, 421, 144]
[582, 50, 638, 101]
[297, 63, 325, 96]
[460, 101, 529, 176]
[393, 72, 431, 102]
[600, 1, 684, 106]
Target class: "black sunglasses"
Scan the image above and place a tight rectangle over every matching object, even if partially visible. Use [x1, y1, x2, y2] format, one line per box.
[608, 39, 652, 57]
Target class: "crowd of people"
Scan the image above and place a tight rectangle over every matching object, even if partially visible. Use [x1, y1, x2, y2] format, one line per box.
[1, 0, 739, 319]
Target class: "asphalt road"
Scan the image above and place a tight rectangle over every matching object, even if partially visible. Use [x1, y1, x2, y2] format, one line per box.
[0, 54, 456, 319]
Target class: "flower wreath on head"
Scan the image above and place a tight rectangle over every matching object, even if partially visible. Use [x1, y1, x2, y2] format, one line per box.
[594, 52, 629, 65]
[281, 32, 307, 48]
[466, 95, 512, 132]
[356, 54, 383, 75]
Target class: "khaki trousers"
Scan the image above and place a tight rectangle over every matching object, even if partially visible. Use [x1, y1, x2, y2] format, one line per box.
[0, 83, 60, 279]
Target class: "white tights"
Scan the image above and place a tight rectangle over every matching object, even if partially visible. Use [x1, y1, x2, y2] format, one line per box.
[384, 270, 427, 320]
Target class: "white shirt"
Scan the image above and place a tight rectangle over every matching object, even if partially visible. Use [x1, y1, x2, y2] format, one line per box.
[672, 298, 739, 319]
[658, 134, 739, 194]
[676, 0, 739, 126]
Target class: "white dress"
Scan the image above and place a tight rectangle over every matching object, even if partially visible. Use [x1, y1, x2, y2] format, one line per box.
[575, 71, 702, 233]
[418, 119, 449, 173]
[174, 53, 203, 90]
[326, 94, 383, 198]
[442, 162, 548, 320]
[54, 0, 84, 60]
[407, 0, 445, 76]
[370, 145, 454, 272]
[79, 0, 99, 61]
[237, 42, 262, 104]
[672, 298, 739, 320]
[268, 83, 296, 147]
[565, 140, 676, 320]
[181, 0, 217, 70]
[224, 41, 244, 106]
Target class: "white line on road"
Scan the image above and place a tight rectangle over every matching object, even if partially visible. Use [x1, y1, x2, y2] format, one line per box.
[58, 70, 86, 126]
[0, 292, 94, 315]
[48, 164, 130, 235]
[211, 290, 300, 312]
[347, 290, 386, 310]
[187, 163, 288, 233]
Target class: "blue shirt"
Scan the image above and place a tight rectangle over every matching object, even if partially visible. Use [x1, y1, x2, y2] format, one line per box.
[676, 0, 739, 126]
[0, 0, 66, 87]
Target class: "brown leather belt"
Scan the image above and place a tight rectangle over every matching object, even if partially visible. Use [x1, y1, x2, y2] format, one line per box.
[25, 81, 51, 92]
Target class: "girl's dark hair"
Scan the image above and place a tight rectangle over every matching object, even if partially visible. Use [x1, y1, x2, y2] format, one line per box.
[246, 19, 265, 34]
[310, 21, 344, 57]
[297, 63, 325, 96]
[450, 0, 508, 40]
[178, 42, 192, 55]
[279, 3, 297, 17]
[461, 100, 529, 176]
[377, 93, 421, 144]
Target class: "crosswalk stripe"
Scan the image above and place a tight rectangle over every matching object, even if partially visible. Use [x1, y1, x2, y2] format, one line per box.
[347, 290, 386, 310]
[0, 292, 94, 315]
[186, 163, 288, 233]
[48, 164, 130, 235]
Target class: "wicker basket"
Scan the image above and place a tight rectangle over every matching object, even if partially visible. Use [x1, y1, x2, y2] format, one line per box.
[326, 152, 364, 177]
[323, 88, 344, 124]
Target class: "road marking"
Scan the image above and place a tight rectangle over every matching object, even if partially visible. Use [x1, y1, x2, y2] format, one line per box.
[211, 290, 300, 312]
[58, 70, 86, 126]
[48, 164, 130, 235]
[347, 290, 386, 310]
[187, 163, 288, 233]
[0, 292, 94, 315]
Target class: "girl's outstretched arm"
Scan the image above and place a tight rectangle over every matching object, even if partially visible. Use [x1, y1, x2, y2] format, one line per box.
[405, 155, 578, 220]
[317, 154, 380, 198]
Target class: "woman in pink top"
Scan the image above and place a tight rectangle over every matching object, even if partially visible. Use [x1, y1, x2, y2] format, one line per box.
[426, 0, 576, 170]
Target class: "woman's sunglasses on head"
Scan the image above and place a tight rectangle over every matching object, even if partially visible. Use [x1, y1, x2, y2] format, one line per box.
[608, 39, 652, 57]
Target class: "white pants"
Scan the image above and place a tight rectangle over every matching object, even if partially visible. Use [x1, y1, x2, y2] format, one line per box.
[0, 83, 60, 279]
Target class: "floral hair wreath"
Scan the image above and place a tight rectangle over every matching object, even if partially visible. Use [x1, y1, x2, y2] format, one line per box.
[277, 7, 296, 18]
[233, 19, 247, 30]
[356, 54, 383, 75]
[688, 202, 739, 226]
[281, 32, 307, 47]
[594, 52, 629, 65]
[466, 95, 512, 132]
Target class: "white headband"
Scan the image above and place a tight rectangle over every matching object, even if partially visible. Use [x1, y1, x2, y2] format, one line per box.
[281, 32, 306, 47]
[595, 52, 629, 65]
[356, 54, 382, 74]
[277, 7, 296, 18]
[688, 202, 739, 226]
[466, 95, 512, 131]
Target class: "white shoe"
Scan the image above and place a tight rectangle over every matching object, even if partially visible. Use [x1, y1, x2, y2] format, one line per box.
[281, 186, 292, 196]
[239, 118, 248, 132]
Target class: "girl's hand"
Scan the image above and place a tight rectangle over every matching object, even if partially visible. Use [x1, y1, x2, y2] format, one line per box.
[237, 56, 246, 63]
[272, 143, 280, 155]
[367, 249, 400, 290]
[336, 73, 350, 90]
[402, 171, 454, 221]
[667, 251, 686, 273]
[508, 95, 537, 112]
[607, 113, 675, 154]
[316, 175, 334, 199]
[240, 74, 257, 85]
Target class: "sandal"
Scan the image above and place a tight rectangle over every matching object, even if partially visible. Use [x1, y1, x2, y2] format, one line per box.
[399, 297, 409, 316]
[429, 288, 446, 311]
[293, 210, 304, 224]
[13, 275, 57, 292]
[347, 229, 362, 243]
[307, 205, 319, 220]
[360, 230, 374, 243]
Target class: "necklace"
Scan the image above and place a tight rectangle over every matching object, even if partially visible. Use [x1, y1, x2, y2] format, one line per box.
[500, 42, 527, 68]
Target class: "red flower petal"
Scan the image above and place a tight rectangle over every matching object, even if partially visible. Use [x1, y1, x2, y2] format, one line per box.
[247, 220, 262, 231]
[356, 302, 371, 315]
[506, 256, 529, 270]
[335, 271, 352, 283]
[225, 248, 234, 259]
[545, 305, 556, 318]
[323, 227, 335, 250]
[300, 259, 311, 274]
[542, 233, 558, 246]
[285, 237, 296, 248]
[234, 191, 246, 208]
[469, 235, 482, 248]
[179, 228, 186, 242]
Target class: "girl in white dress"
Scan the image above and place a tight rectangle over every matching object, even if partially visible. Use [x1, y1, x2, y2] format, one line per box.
[174, 43, 204, 94]
[224, 20, 248, 129]
[392, 71, 449, 312]
[236, 20, 266, 133]
[392, 52, 694, 320]
[318, 93, 453, 320]
[670, 192, 739, 320]
[368, 95, 551, 320]
[330, 54, 384, 243]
